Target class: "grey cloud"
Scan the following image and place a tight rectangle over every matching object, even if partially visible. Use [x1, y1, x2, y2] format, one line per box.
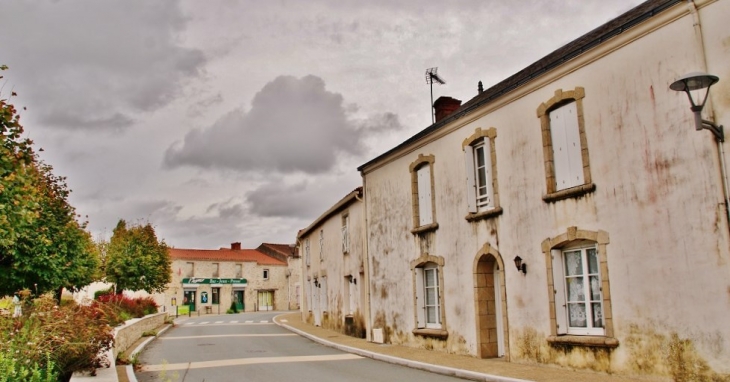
[0, 0, 205, 131]
[206, 200, 246, 220]
[164, 75, 404, 174]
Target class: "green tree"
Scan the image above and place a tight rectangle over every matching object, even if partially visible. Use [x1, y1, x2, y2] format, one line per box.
[106, 220, 171, 293]
[0, 66, 99, 298]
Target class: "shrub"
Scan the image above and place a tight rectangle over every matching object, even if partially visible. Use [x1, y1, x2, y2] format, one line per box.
[0, 351, 57, 382]
[229, 301, 238, 313]
[95, 294, 158, 322]
[93, 287, 115, 300]
[0, 294, 114, 382]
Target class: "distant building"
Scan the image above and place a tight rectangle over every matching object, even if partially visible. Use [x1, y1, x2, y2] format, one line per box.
[162, 242, 294, 314]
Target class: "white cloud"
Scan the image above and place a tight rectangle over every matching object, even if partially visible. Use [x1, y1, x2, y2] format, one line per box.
[163, 75, 405, 174]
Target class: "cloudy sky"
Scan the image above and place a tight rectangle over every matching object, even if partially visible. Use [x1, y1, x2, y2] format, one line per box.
[0, 0, 644, 249]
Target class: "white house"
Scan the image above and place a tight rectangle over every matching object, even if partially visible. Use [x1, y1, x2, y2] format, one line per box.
[357, 0, 730, 379]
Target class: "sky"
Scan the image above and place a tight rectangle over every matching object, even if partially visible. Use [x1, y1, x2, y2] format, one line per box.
[0, 0, 645, 249]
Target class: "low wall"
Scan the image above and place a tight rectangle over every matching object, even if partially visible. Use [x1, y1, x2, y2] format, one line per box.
[113, 312, 167, 357]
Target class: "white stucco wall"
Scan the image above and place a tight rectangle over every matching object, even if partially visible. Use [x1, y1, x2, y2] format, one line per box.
[361, 0, 730, 378]
[300, 193, 367, 337]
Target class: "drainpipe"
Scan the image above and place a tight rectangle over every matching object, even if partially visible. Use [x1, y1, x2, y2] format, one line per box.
[357, 176, 373, 342]
[687, 0, 730, 237]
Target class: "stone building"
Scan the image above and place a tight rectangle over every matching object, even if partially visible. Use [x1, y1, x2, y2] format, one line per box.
[162, 242, 291, 314]
[355, 0, 730, 379]
[298, 187, 368, 338]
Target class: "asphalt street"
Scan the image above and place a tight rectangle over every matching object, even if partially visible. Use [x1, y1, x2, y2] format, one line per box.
[136, 312, 470, 382]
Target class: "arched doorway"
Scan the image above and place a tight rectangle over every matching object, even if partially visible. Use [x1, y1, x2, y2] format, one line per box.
[474, 244, 509, 359]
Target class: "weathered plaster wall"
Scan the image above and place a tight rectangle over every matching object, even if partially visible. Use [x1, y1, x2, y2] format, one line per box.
[301, 197, 367, 338]
[362, 0, 730, 378]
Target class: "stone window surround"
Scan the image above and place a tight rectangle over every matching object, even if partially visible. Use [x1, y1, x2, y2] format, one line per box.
[409, 154, 439, 235]
[541, 226, 618, 348]
[410, 254, 447, 339]
[536, 87, 595, 202]
[462, 127, 503, 222]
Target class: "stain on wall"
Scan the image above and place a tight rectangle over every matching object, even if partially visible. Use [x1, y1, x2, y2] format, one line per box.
[625, 324, 730, 382]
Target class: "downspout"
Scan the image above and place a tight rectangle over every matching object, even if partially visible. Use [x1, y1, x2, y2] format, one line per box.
[687, 0, 730, 237]
[357, 175, 373, 342]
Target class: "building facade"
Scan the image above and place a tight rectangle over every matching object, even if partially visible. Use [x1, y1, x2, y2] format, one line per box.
[298, 187, 369, 338]
[163, 243, 290, 314]
[357, 0, 729, 379]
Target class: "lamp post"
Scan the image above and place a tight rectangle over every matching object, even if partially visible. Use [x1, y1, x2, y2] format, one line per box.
[671, 72, 730, 235]
[670, 72, 723, 141]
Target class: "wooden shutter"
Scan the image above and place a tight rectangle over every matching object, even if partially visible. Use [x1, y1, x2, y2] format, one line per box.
[482, 137, 493, 208]
[320, 277, 328, 311]
[415, 267, 425, 328]
[550, 102, 583, 190]
[552, 249, 568, 335]
[417, 165, 432, 225]
[464, 146, 477, 213]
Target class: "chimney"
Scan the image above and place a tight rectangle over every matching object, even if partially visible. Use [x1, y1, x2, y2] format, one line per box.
[433, 96, 462, 123]
[231, 242, 241, 250]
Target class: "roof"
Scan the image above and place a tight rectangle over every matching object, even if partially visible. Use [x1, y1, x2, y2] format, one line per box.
[298, 187, 363, 239]
[259, 243, 297, 257]
[357, 0, 682, 173]
[168, 248, 287, 266]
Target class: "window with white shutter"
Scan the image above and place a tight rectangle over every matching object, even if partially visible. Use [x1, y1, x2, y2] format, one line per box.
[537, 87, 594, 202]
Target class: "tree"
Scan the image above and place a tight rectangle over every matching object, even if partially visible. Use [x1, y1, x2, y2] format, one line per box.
[0, 66, 99, 298]
[106, 220, 171, 293]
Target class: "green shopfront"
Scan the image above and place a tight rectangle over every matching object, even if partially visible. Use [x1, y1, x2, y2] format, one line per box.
[181, 278, 248, 314]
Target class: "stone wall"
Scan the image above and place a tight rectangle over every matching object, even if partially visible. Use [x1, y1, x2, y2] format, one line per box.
[113, 312, 167, 357]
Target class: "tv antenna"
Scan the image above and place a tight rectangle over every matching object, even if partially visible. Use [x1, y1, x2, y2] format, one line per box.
[425, 67, 446, 124]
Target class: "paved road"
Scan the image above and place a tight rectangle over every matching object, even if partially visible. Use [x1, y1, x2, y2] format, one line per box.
[136, 312, 469, 382]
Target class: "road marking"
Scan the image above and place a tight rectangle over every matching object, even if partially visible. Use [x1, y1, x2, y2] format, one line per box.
[280, 319, 288, 322]
[215, 321, 223, 323]
[260, 320, 268, 323]
[141, 354, 363, 372]
[185, 322, 195, 325]
[230, 320, 238, 323]
[160, 333, 297, 340]
[245, 320, 253, 323]
[200, 321, 209, 324]
[178, 322, 275, 326]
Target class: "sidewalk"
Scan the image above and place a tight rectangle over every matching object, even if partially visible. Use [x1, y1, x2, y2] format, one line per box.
[274, 312, 669, 382]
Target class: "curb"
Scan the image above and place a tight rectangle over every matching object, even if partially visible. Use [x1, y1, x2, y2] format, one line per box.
[125, 324, 173, 382]
[273, 314, 532, 382]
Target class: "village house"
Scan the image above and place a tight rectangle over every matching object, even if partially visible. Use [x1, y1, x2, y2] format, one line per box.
[356, 0, 729, 379]
[162, 242, 292, 314]
[298, 187, 369, 338]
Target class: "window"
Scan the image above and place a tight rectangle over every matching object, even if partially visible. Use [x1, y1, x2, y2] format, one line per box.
[415, 263, 441, 329]
[537, 87, 594, 202]
[263, 269, 269, 280]
[342, 213, 350, 254]
[212, 263, 219, 278]
[319, 229, 324, 262]
[212, 287, 220, 304]
[409, 154, 438, 234]
[305, 239, 311, 266]
[557, 245, 603, 335]
[235, 264, 242, 278]
[542, 227, 616, 347]
[463, 127, 502, 221]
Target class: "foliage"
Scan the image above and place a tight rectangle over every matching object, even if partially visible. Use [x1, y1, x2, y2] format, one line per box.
[93, 294, 159, 326]
[0, 294, 114, 382]
[105, 220, 171, 294]
[0, 66, 100, 297]
[93, 286, 114, 300]
[141, 330, 157, 337]
[0, 352, 57, 382]
[229, 301, 239, 313]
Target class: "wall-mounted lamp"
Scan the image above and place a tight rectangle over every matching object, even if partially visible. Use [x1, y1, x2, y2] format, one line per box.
[314, 279, 320, 288]
[513, 256, 527, 275]
[670, 72, 723, 142]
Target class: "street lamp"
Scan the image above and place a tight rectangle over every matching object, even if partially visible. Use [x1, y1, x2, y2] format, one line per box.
[670, 72, 723, 141]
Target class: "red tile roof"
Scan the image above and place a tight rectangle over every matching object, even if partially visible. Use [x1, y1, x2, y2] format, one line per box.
[168, 248, 286, 266]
